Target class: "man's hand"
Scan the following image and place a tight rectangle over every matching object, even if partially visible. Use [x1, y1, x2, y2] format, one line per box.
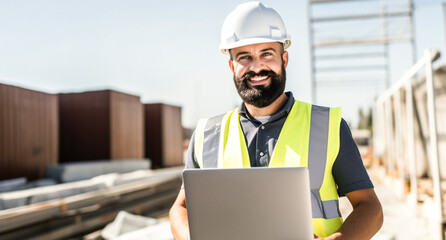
[169, 189, 190, 240]
[314, 232, 342, 239]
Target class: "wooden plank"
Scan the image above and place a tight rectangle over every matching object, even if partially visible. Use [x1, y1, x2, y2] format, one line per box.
[406, 81, 418, 204]
[425, 50, 443, 226]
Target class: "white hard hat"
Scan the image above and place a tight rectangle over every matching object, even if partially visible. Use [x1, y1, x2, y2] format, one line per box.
[219, 1, 291, 55]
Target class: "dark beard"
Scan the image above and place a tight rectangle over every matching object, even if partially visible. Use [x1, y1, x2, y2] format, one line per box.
[233, 64, 286, 108]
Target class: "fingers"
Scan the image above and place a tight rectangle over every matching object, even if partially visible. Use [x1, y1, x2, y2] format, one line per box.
[325, 232, 342, 239]
[314, 232, 342, 240]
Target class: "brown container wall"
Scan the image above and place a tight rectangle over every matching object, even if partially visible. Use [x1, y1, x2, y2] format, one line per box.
[162, 105, 183, 166]
[145, 104, 162, 168]
[0, 84, 58, 181]
[110, 91, 144, 159]
[59, 90, 144, 163]
[145, 104, 183, 168]
[59, 91, 110, 162]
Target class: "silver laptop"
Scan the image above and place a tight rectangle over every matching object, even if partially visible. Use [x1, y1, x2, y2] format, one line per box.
[183, 167, 313, 240]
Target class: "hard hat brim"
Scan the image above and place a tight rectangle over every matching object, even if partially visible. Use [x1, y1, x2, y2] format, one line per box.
[220, 37, 291, 55]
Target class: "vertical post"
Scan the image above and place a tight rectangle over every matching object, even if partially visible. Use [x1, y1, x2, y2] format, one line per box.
[373, 102, 385, 166]
[385, 98, 395, 175]
[425, 49, 443, 239]
[406, 79, 418, 206]
[383, 100, 390, 172]
[393, 90, 405, 195]
[372, 103, 380, 162]
[443, 3, 446, 59]
[308, 0, 317, 103]
[194, 78, 201, 125]
[378, 102, 386, 165]
[409, 0, 417, 65]
[381, 0, 390, 89]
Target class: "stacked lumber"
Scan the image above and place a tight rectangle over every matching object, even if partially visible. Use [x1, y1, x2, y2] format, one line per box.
[0, 167, 182, 240]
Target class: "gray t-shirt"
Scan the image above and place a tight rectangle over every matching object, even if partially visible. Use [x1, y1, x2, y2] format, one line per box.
[184, 92, 373, 196]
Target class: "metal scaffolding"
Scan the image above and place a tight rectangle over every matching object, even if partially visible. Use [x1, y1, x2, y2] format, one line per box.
[308, 0, 416, 106]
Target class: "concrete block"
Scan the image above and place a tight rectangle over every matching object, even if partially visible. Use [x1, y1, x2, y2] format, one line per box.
[0, 178, 27, 193]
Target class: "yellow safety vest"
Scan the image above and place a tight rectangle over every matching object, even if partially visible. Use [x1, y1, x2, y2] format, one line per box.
[194, 100, 343, 237]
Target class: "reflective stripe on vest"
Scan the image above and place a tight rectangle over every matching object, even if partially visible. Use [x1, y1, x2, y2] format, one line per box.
[194, 100, 343, 237]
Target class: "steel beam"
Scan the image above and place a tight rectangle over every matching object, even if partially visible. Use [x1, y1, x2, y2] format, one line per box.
[316, 65, 387, 72]
[315, 52, 386, 60]
[311, 11, 410, 22]
[313, 36, 411, 48]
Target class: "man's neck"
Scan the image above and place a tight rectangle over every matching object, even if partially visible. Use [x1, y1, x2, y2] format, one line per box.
[244, 93, 289, 117]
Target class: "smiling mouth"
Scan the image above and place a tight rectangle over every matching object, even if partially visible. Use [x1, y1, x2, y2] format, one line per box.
[250, 75, 269, 82]
[248, 75, 270, 86]
[241, 70, 273, 86]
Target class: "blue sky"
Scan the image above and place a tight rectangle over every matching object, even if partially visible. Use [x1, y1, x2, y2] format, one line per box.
[0, 0, 445, 128]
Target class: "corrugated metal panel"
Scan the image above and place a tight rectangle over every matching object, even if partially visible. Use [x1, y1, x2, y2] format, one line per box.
[145, 104, 183, 168]
[0, 84, 58, 181]
[59, 90, 110, 162]
[110, 91, 144, 159]
[59, 90, 144, 163]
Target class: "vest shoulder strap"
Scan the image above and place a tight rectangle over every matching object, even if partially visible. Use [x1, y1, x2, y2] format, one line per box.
[194, 113, 227, 168]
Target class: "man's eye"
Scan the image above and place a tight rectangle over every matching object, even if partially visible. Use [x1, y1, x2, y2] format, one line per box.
[263, 52, 272, 56]
[239, 56, 250, 60]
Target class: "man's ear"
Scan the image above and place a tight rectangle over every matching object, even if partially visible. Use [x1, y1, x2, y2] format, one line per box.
[228, 59, 235, 73]
[282, 51, 289, 68]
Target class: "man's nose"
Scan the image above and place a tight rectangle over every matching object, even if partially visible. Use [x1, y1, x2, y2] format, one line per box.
[249, 58, 264, 72]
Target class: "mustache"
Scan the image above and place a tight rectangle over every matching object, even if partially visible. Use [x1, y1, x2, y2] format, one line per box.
[241, 70, 276, 81]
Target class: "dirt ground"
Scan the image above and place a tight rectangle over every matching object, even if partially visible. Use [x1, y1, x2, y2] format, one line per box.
[338, 167, 436, 240]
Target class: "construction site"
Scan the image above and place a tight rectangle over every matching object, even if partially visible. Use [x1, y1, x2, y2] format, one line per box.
[0, 0, 446, 239]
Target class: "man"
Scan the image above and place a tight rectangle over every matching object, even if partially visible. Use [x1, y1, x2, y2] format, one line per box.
[170, 2, 383, 239]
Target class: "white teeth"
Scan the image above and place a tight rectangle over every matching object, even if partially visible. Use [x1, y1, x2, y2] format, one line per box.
[250, 76, 268, 81]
